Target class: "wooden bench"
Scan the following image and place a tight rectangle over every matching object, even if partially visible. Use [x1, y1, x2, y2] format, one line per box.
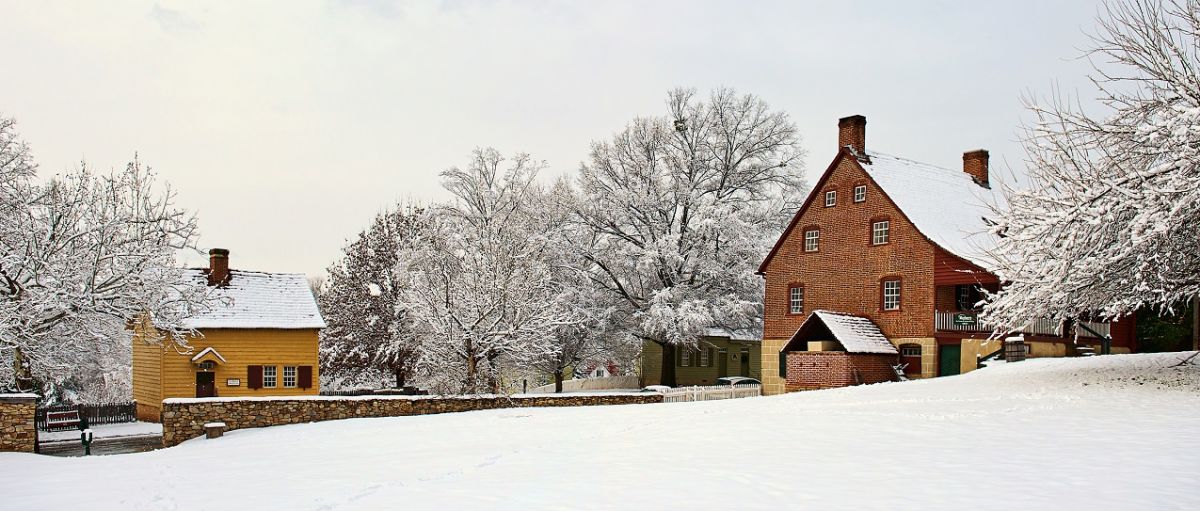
[45, 410, 81, 431]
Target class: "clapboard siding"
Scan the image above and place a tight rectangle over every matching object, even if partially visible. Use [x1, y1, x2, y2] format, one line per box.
[158, 328, 321, 400]
[131, 318, 164, 420]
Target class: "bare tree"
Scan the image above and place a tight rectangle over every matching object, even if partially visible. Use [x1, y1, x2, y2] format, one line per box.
[574, 88, 805, 386]
[982, 0, 1200, 345]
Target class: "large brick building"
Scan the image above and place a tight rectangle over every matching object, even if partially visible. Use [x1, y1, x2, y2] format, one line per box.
[756, 115, 1136, 395]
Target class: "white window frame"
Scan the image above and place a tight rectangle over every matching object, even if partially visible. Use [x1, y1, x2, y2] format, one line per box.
[262, 365, 277, 388]
[789, 286, 804, 314]
[853, 185, 867, 203]
[804, 229, 819, 252]
[900, 345, 921, 357]
[282, 366, 297, 388]
[872, 220, 890, 245]
[883, 280, 901, 311]
[700, 349, 710, 367]
[681, 350, 691, 367]
[825, 190, 836, 207]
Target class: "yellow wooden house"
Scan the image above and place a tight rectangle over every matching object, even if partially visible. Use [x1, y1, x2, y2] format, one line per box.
[132, 249, 326, 422]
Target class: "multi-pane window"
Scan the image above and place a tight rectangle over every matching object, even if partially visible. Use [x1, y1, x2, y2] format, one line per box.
[804, 229, 819, 252]
[872, 220, 890, 245]
[853, 185, 867, 203]
[283, 366, 297, 388]
[681, 350, 691, 367]
[262, 365, 277, 388]
[882, 280, 901, 311]
[700, 349, 710, 367]
[825, 190, 836, 207]
[789, 286, 804, 314]
[900, 345, 921, 357]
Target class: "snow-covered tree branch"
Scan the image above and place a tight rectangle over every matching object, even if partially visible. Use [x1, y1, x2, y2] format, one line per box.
[399, 149, 587, 394]
[573, 87, 806, 386]
[0, 115, 206, 394]
[320, 205, 426, 389]
[982, 0, 1200, 331]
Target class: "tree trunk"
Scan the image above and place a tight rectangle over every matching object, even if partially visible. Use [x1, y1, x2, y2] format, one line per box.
[554, 369, 564, 393]
[1193, 296, 1199, 352]
[661, 342, 677, 387]
[394, 364, 406, 389]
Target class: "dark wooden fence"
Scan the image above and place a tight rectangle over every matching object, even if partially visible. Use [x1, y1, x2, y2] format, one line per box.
[36, 402, 137, 431]
[319, 387, 428, 397]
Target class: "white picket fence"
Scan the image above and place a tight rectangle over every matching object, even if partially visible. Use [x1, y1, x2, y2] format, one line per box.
[660, 384, 761, 403]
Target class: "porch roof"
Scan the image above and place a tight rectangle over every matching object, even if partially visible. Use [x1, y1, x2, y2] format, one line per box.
[782, 310, 898, 354]
[190, 346, 227, 365]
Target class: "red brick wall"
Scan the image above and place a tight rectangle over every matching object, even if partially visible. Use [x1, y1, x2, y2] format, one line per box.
[763, 152, 937, 340]
[785, 352, 898, 391]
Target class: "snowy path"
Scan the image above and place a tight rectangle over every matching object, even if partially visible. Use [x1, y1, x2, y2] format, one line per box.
[2, 352, 1197, 510]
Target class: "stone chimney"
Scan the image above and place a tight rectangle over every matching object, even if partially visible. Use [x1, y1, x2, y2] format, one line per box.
[208, 248, 230, 286]
[838, 115, 867, 155]
[963, 150, 989, 187]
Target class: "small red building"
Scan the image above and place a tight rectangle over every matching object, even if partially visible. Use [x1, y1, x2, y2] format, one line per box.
[757, 115, 1136, 395]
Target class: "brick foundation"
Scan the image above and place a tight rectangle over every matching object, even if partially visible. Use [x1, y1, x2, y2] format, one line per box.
[785, 352, 898, 391]
[0, 394, 38, 453]
[160, 393, 663, 447]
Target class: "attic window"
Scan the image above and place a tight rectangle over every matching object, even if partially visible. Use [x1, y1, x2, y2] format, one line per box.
[804, 229, 820, 252]
[872, 220, 890, 245]
[853, 185, 867, 203]
[824, 190, 836, 207]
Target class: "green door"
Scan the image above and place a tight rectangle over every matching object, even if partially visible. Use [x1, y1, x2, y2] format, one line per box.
[938, 345, 961, 376]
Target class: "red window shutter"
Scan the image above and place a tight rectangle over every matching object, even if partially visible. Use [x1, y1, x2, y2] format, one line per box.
[248, 365, 263, 389]
[298, 366, 313, 389]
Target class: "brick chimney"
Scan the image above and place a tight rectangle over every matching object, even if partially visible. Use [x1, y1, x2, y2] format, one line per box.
[838, 115, 867, 155]
[208, 248, 230, 286]
[963, 149, 989, 187]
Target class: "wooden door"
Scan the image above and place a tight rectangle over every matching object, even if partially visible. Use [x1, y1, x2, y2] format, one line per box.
[718, 350, 728, 377]
[739, 348, 750, 376]
[938, 345, 961, 377]
[196, 372, 216, 398]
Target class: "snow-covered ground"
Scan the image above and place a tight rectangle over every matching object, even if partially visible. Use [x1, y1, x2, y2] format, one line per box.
[2, 352, 1197, 510]
[39, 421, 162, 443]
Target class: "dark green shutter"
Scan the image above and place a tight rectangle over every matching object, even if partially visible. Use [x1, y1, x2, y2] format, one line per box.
[778, 351, 787, 378]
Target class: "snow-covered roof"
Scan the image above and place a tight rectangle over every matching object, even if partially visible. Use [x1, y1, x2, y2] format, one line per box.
[702, 326, 762, 342]
[191, 346, 227, 364]
[791, 310, 898, 354]
[859, 151, 1002, 270]
[177, 269, 326, 329]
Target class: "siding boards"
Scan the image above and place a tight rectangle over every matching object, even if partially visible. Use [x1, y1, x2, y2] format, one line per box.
[150, 328, 320, 402]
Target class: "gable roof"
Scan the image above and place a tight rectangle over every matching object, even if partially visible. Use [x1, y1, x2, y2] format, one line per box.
[191, 346, 227, 364]
[758, 148, 1001, 274]
[784, 310, 897, 354]
[177, 269, 326, 330]
[859, 151, 1001, 270]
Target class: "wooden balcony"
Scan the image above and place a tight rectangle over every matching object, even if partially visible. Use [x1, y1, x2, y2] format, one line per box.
[934, 311, 1066, 337]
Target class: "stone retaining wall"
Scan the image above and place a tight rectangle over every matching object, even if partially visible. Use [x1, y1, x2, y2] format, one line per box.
[161, 393, 662, 447]
[0, 394, 38, 453]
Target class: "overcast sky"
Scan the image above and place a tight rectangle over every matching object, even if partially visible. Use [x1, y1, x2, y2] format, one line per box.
[0, 0, 1108, 277]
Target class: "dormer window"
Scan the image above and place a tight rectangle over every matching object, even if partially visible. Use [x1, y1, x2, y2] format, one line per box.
[825, 190, 836, 207]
